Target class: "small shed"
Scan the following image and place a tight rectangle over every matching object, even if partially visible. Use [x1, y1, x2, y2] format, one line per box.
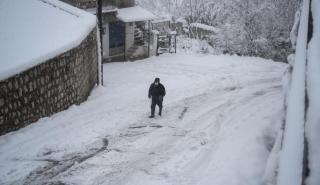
[89, 5, 156, 62]
[116, 6, 156, 61]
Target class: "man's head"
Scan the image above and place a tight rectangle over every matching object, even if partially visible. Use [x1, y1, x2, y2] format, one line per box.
[154, 78, 160, 85]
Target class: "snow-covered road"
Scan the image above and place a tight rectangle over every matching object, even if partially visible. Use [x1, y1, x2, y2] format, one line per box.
[0, 54, 287, 185]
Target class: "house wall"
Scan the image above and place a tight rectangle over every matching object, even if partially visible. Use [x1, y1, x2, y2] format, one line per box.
[117, 0, 135, 8]
[61, 0, 97, 9]
[102, 0, 117, 7]
[101, 0, 134, 7]
[125, 22, 135, 54]
[149, 32, 158, 56]
[103, 23, 110, 58]
[0, 28, 98, 135]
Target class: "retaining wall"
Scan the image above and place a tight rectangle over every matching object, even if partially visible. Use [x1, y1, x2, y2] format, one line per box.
[0, 28, 98, 135]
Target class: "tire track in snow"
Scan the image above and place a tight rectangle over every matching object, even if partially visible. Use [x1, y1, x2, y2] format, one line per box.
[22, 139, 109, 185]
[77, 78, 284, 185]
[19, 76, 283, 185]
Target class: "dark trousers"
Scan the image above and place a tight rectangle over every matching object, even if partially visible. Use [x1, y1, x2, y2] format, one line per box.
[151, 96, 163, 116]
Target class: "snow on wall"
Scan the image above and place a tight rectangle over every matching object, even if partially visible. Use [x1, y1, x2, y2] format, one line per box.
[306, 0, 320, 185]
[0, 29, 98, 135]
[0, 0, 96, 81]
[190, 23, 219, 33]
[276, 0, 310, 184]
[96, 27, 103, 86]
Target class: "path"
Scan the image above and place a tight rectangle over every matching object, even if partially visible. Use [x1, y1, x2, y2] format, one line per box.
[0, 54, 288, 185]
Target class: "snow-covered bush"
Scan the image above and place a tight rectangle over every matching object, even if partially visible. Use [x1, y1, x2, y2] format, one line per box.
[176, 35, 219, 54]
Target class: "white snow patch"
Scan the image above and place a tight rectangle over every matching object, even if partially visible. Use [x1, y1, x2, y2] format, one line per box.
[177, 36, 219, 54]
[190, 23, 219, 33]
[117, 6, 156, 22]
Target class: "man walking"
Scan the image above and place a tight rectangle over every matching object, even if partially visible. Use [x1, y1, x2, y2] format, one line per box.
[148, 77, 166, 118]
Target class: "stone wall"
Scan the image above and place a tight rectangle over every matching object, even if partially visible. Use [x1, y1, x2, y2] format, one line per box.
[61, 0, 135, 9]
[62, 0, 97, 9]
[0, 28, 98, 135]
[117, 0, 135, 8]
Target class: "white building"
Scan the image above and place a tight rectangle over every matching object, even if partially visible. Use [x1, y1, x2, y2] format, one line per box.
[86, 3, 156, 62]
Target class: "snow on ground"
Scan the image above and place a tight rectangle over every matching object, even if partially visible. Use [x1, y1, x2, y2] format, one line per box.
[0, 0, 96, 80]
[0, 53, 287, 185]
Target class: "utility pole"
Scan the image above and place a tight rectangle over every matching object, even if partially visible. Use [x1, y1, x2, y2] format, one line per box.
[307, 0, 313, 43]
[190, 0, 193, 23]
[97, 0, 104, 85]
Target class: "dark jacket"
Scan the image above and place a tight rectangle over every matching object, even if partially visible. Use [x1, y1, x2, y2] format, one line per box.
[149, 83, 166, 98]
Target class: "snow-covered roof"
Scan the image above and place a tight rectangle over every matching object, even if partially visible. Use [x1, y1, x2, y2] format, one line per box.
[190, 23, 219, 33]
[0, 0, 96, 80]
[117, 6, 156, 22]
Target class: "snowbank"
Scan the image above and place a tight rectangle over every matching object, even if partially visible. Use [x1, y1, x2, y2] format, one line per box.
[177, 36, 219, 54]
[0, 0, 96, 80]
[276, 0, 309, 184]
[306, 1, 320, 185]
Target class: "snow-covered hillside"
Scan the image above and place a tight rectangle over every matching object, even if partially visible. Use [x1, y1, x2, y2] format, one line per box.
[0, 53, 287, 185]
[138, 0, 299, 61]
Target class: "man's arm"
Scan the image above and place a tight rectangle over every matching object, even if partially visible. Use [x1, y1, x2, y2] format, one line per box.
[161, 84, 166, 96]
[148, 84, 153, 98]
